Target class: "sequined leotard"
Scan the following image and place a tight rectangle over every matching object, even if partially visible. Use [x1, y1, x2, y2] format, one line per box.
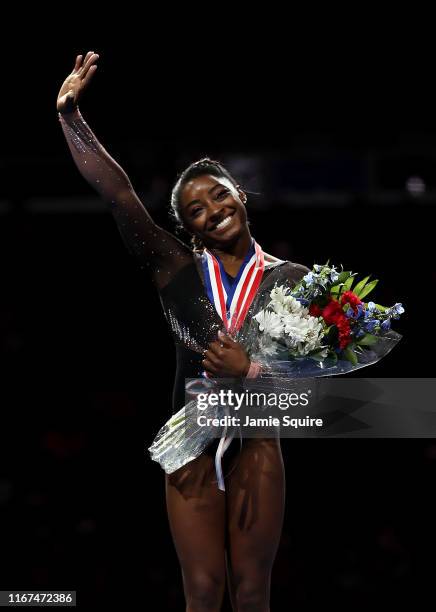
[58, 107, 309, 429]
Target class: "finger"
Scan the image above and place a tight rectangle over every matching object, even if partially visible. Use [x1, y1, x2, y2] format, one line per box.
[207, 342, 225, 359]
[81, 64, 98, 89]
[82, 53, 99, 78]
[202, 359, 219, 374]
[73, 54, 83, 73]
[217, 330, 236, 347]
[204, 349, 222, 367]
[78, 51, 94, 74]
[84, 50, 95, 63]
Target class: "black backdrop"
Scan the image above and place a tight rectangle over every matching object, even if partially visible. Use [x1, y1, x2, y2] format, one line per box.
[1, 29, 435, 610]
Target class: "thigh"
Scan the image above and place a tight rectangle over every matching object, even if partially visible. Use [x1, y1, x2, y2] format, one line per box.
[225, 437, 286, 574]
[165, 449, 227, 575]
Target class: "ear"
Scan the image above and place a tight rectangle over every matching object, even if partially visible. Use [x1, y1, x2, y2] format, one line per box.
[236, 185, 247, 204]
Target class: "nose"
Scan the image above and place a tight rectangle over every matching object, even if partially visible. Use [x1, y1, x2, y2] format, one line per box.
[207, 202, 226, 223]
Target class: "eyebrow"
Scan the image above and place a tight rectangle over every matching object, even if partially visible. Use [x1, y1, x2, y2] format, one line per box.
[185, 184, 223, 209]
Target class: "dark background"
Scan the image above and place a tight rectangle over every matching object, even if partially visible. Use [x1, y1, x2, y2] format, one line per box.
[1, 26, 435, 610]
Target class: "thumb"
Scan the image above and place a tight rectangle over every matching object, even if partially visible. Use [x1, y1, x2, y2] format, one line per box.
[218, 329, 236, 346]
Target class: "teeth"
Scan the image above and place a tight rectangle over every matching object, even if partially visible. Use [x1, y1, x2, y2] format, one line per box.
[215, 215, 232, 230]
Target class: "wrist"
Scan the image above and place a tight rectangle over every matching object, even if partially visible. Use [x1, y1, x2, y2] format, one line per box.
[58, 106, 80, 121]
[245, 360, 262, 378]
[242, 360, 250, 377]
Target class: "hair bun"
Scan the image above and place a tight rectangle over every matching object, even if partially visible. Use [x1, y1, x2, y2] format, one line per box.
[193, 157, 220, 168]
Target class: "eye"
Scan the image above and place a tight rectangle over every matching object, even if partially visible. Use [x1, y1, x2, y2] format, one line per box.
[191, 207, 203, 217]
[217, 189, 229, 199]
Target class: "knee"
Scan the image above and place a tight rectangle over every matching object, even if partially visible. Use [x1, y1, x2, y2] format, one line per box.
[234, 571, 270, 611]
[185, 572, 224, 612]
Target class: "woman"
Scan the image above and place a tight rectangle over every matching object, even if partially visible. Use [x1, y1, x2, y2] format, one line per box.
[57, 51, 310, 612]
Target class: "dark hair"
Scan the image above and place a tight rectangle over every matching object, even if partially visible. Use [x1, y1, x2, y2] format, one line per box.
[170, 157, 243, 251]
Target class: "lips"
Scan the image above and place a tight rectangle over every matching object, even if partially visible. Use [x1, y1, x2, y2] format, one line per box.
[209, 212, 235, 233]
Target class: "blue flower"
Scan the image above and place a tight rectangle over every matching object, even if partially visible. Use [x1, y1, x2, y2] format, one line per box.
[304, 272, 314, 286]
[393, 303, 405, 315]
[381, 319, 391, 331]
[356, 304, 365, 319]
[296, 298, 310, 306]
[367, 301, 377, 312]
[364, 320, 378, 333]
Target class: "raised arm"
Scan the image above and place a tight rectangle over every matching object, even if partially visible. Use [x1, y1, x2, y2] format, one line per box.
[57, 51, 193, 288]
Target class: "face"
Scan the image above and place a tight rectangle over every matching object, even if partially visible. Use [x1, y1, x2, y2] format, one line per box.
[179, 174, 249, 248]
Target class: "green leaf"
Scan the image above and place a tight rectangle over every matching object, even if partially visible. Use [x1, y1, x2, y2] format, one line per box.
[329, 351, 338, 364]
[353, 275, 371, 297]
[343, 347, 358, 365]
[358, 279, 379, 300]
[374, 303, 387, 312]
[337, 271, 352, 284]
[343, 276, 355, 291]
[356, 333, 378, 346]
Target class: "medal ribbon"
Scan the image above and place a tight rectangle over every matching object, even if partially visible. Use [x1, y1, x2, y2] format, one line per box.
[201, 238, 265, 490]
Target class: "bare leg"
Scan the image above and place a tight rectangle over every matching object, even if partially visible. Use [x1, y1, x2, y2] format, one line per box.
[225, 438, 286, 612]
[165, 451, 227, 612]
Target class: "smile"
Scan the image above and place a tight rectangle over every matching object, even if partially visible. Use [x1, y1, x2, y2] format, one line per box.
[212, 214, 234, 232]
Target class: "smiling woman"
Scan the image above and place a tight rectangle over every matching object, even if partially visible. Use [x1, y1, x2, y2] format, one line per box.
[57, 50, 310, 611]
[170, 158, 251, 256]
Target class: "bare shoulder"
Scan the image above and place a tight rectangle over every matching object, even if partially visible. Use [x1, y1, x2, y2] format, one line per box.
[263, 251, 285, 264]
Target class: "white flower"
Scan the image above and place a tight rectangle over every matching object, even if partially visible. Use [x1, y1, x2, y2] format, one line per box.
[270, 290, 309, 317]
[253, 284, 326, 360]
[282, 312, 325, 356]
[270, 284, 290, 304]
[282, 313, 309, 344]
[253, 309, 283, 338]
[256, 334, 280, 358]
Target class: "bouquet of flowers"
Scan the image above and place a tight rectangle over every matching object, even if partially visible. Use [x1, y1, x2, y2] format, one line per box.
[148, 262, 404, 483]
[248, 262, 404, 376]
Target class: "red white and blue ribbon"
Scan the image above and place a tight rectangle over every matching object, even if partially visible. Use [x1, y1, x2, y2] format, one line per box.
[201, 238, 265, 490]
[202, 238, 265, 334]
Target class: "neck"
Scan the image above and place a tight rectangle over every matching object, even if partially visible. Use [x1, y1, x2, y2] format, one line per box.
[208, 230, 253, 264]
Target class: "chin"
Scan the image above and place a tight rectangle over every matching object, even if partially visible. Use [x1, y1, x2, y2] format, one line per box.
[213, 226, 243, 246]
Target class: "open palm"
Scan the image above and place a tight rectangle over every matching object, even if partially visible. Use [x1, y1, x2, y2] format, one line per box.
[57, 51, 99, 114]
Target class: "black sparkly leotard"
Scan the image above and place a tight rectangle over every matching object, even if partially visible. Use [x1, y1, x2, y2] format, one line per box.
[58, 108, 310, 453]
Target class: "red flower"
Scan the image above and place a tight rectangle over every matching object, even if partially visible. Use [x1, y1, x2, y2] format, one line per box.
[341, 291, 362, 313]
[339, 334, 351, 349]
[309, 303, 322, 317]
[310, 296, 352, 351]
[316, 296, 352, 349]
[322, 298, 343, 325]
[338, 320, 352, 349]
